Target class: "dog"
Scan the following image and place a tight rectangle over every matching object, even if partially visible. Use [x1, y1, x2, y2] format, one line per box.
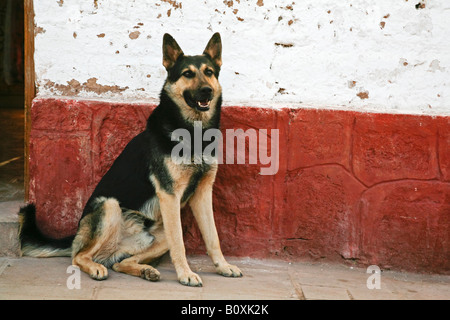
[18, 32, 242, 287]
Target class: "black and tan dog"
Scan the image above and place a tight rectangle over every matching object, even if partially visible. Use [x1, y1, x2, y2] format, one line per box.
[18, 33, 242, 287]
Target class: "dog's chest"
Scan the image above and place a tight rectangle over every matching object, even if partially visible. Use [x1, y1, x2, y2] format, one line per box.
[164, 156, 212, 198]
[180, 164, 209, 204]
[177, 162, 211, 203]
[143, 162, 212, 220]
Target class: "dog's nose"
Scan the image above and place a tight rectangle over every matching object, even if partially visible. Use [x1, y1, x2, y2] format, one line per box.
[199, 87, 212, 96]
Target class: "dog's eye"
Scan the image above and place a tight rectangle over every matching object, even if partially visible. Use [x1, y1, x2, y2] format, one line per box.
[182, 70, 195, 78]
[204, 69, 214, 77]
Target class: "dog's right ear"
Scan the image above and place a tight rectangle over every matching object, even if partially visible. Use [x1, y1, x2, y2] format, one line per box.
[162, 33, 184, 70]
[203, 32, 222, 68]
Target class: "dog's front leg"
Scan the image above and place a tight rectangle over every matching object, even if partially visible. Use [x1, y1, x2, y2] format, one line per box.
[157, 191, 203, 287]
[189, 174, 243, 278]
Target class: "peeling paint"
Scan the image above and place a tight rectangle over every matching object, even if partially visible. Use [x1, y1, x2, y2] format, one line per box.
[128, 31, 140, 40]
[274, 42, 294, 48]
[224, 1, 233, 8]
[43, 78, 129, 96]
[161, 0, 182, 10]
[415, 1, 426, 10]
[35, 26, 46, 35]
[348, 81, 357, 89]
[357, 91, 369, 100]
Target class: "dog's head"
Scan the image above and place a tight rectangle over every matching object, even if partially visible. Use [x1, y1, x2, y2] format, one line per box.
[162, 33, 222, 122]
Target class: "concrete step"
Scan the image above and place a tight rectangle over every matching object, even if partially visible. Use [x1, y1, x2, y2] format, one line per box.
[0, 201, 23, 257]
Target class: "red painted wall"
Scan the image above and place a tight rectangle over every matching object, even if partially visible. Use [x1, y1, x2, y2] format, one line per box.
[28, 98, 450, 274]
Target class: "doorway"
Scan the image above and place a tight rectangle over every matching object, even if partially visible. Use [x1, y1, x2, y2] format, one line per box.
[0, 0, 25, 202]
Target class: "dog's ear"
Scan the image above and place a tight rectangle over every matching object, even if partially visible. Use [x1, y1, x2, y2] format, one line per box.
[163, 33, 184, 70]
[203, 32, 222, 68]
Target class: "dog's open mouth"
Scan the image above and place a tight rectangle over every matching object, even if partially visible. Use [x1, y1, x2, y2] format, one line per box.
[183, 91, 211, 112]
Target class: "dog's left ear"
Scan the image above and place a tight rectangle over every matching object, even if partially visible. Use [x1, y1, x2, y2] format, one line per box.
[203, 32, 222, 68]
[163, 33, 184, 70]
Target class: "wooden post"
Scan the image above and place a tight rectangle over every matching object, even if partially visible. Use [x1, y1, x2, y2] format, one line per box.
[24, 0, 35, 201]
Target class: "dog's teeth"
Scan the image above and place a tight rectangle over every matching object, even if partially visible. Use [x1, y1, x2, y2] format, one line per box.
[198, 101, 210, 107]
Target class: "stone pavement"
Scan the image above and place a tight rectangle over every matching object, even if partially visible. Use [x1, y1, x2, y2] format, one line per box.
[0, 255, 449, 300]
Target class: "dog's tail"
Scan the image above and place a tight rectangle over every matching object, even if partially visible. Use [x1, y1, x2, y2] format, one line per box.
[18, 204, 73, 257]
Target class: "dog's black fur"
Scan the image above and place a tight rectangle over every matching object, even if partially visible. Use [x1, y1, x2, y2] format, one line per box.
[81, 89, 221, 220]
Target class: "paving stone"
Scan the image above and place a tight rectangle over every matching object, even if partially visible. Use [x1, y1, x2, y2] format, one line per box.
[301, 285, 351, 300]
[0, 256, 448, 300]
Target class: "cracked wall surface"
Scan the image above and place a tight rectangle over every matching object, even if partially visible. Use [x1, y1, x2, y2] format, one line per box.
[33, 0, 450, 115]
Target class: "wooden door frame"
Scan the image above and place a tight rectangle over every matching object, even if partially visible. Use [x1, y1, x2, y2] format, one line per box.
[24, 0, 35, 200]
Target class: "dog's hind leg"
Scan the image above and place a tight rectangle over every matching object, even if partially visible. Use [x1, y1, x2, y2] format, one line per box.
[72, 198, 123, 280]
[112, 225, 168, 281]
[73, 249, 109, 280]
[112, 255, 160, 281]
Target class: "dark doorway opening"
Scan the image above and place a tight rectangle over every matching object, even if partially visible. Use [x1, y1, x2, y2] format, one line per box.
[0, 0, 25, 202]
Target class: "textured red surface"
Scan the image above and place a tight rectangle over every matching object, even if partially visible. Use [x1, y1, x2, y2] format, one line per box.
[28, 98, 450, 273]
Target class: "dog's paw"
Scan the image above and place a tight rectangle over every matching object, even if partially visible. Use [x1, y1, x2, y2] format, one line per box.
[140, 267, 160, 282]
[178, 271, 203, 287]
[216, 263, 243, 278]
[89, 264, 108, 280]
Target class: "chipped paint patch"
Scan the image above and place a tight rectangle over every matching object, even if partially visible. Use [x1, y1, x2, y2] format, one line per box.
[129, 31, 140, 40]
[357, 91, 369, 100]
[35, 26, 46, 35]
[348, 81, 357, 89]
[161, 0, 182, 10]
[42, 78, 129, 96]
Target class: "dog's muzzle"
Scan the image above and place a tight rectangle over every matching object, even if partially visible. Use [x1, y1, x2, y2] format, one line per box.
[183, 87, 213, 112]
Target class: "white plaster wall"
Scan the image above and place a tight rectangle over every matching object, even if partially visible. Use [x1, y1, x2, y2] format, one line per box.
[34, 0, 450, 115]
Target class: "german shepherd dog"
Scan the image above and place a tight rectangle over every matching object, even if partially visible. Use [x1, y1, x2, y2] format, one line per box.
[18, 33, 242, 287]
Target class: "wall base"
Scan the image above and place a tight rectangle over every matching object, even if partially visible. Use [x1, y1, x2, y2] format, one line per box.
[28, 98, 450, 274]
